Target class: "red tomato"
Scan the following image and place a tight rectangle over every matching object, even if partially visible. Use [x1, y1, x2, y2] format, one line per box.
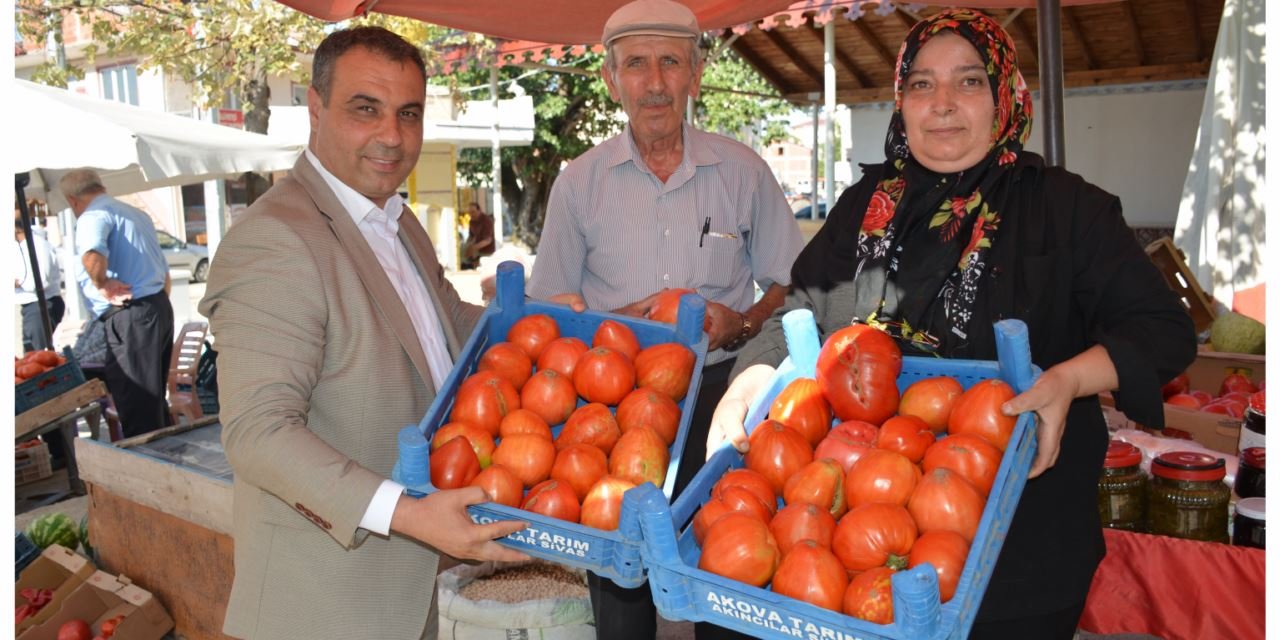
[580, 475, 637, 530]
[948, 379, 1017, 451]
[899, 376, 964, 433]
[1161, 372, 1191, 400]
[608, 426, 670, 489]
[713, 468, 778, 517]
[768, 502, 837, 554]
[592, 319, 640, 361]
[520, 369, 578, 426]
[499, 409, 553, 440]
[451, 371, 520, 436]
[693, 484, 773, 544]
[615, 387, 681, 446]
[744, 420, 814, 496]
[814, 420, 880, 473]
[574, 347, 636, 405]
[521, 479, 581, 523]
[771, 540, 849, 613]
[908, 468, 986, 543]
[491, 433, 556, 487]
[648, 288, 710, 332]
[28, 350, 62, 368]
[922, 433, 1002, 497]
[783, 458, 847, 518]
[1220, 373, 1258, 397]
[907, 530, 970, 603]
[430, 422, 496, 468]
[844, 448, 920, 509]
[1201, 400, 1244, 418]
[768, 377, 834, 447]
[477, 342, 533, 390]
[1188, 389, 1214, 405]
[430, 436, 481, 489]
[634, 342, 696, 401]
[16, 362, 48, 378]
[469, 464, 524, 507]
[507, 314, 560, 360]
[697, 512, 781, 588]
[1165, 393, 1205, 410]
[815, 324, 902, 424]
[832, 502, 917, 573]
[843, 567, 895, 625]
[876, 415, 936, 464]
[536, 337, 590, 378]
[56, 619, 93, 640]
[551, 443, 609, 501]
[557, 403, 622, 455]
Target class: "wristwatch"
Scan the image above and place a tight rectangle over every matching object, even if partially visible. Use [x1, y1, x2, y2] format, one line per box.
[726, 313, 754, 351]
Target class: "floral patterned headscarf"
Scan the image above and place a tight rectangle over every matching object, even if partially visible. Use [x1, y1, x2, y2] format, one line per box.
[846, 8, 1033, 355]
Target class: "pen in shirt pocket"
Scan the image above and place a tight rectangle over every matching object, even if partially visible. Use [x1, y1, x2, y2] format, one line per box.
[698, 216, 737, 246]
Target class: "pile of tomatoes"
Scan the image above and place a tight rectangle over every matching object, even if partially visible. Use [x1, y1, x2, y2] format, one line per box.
[14, 350, 67, 385]
[1163, 370, 1264, 418]
[692, 325, 1019, 625]
[427, 311, 697, 530]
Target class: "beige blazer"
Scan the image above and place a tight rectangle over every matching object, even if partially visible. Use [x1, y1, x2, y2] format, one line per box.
[199, 155, 483, 640]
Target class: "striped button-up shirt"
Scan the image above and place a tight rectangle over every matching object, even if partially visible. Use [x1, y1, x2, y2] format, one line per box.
[529, 123, 803, 365]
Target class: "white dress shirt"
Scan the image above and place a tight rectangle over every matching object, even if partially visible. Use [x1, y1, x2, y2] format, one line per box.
[14, 231, 63, 305]
[306, 149, 454, 536]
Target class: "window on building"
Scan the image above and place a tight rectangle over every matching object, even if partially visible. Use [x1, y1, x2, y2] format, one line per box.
[100, 63, 140, 105]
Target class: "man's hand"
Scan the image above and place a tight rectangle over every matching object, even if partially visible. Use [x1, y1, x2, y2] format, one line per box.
[549, 293, 587, 313]
[611, 292, 659, 318]
[390, 487, 530, 562]
[99, 279, 133, 306]
[704, 302, 744, 351]
[706, 364, 776, 457]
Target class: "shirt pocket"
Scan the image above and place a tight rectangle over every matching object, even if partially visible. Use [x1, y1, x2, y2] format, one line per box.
[694, 218, 745, 291]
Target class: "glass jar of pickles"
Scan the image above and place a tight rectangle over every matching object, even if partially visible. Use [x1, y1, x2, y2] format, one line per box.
[1147, 451, 1231, 543]
[1098, 440, 1146, 531]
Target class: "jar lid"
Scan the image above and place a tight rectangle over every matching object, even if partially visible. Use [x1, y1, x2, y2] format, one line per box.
[1152, 451, 1226, 481]
[1249, 389, 1265, 415]
[1242, 447, 1265, 469]
[1236, 497, 1265, 520]
[1105, 441, 1142, 468]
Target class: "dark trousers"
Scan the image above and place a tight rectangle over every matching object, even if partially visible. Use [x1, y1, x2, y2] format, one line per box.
[969, 600, 1086, 639]
[589, 359, 752, 640]
[21, 295, 65, 352]
[102, 292, 174, 438]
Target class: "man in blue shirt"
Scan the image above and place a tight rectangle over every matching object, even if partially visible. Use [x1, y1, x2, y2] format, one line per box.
[61, 169, 173, 437]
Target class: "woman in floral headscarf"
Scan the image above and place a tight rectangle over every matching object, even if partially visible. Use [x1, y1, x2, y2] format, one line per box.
[710, 9, 1194, 638]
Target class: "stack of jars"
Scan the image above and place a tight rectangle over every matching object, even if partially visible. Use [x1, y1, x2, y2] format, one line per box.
[1233, 390, 1265, 549]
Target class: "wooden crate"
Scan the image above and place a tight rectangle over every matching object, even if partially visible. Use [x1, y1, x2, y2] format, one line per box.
[16, 440, 53, 485]
[1145, 237, 1216, 333]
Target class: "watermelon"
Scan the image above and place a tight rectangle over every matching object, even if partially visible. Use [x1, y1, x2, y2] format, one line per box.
[79, 514, 92, 557]
[26, 513, 79, 550]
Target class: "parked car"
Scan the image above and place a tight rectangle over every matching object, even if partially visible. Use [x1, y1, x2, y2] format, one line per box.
[794, 202, 828, 220]
[156, 229, 210, 282]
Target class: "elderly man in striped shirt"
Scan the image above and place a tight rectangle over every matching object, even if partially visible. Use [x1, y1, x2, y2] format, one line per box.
[527, 1, 802, 638]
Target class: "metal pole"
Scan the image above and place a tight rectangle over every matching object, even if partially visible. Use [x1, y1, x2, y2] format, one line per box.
[14, 173, 54, 351]
[1037, 0, 1066, 166]
[824, 20, 837, 213]
[489, 64, 504, 249]
[810, 101, 820, 219]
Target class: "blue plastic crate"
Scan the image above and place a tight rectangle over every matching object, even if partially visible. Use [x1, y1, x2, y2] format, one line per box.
[16, 532, 40, 580]
[393, 261, 708, 587]
[631, 310, 1041, 640]
[15, 347, 86, 414]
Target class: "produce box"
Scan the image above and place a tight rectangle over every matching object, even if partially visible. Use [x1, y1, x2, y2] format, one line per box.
[15, 347, 86, 415]
[16, 439, 53, 485]
[18, 571, 174, 640]
[15, 544, 95, 634]
[393, 261, 708, 587]
[1183, 347, 1264, 396]
[631, 312, 1041, 640]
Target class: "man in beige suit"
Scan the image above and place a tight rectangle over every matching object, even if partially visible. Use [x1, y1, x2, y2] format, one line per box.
[199, 27, 528, 640]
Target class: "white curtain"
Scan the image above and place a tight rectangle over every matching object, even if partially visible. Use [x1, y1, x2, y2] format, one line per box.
[1173, 0, 1266, 316]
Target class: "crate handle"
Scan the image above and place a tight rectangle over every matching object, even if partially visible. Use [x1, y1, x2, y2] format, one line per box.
[780, 309, 820, 378]
[994, 319, 1037, 395]
[675, 294, 707, 347]
[629, 483, 682, 565]
[892, 564, 942, 638]
[494, 261, 527, 323]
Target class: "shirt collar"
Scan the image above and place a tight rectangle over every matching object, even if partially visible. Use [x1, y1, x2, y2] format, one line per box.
[305, 148, 405, 227]
[606, 122, 723, 172]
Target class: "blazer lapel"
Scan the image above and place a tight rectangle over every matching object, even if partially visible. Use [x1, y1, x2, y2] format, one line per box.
[293, 156, 436, 394]
[397, 213, 465, 361]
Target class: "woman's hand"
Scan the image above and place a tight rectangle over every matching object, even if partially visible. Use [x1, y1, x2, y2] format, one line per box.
[706, 364, 776, 458]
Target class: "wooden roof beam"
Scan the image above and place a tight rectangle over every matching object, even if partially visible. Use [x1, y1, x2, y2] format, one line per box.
[762, 28, 824, 85]
[1005, 10, 1038, 68]
[802, 23, 870, 89]
[894, 7, 918, 32]
[852, 18, 897, 71]
[1183, 0, 1206, 61]
[1121, 1, 1145, 66]
[727, 36, 797, 96]
[1062, 6, 1096, 70]
[1014, 12, 1039, 67]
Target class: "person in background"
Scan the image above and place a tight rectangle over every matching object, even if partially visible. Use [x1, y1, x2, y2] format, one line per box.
[460, 201, 495, 270]
[708, 10, 1196, 639]
[198, 26, 527, 640]
[527, 1, 802, 638]
[60, 169, 173, 438]
[14, 217, 65, 352]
